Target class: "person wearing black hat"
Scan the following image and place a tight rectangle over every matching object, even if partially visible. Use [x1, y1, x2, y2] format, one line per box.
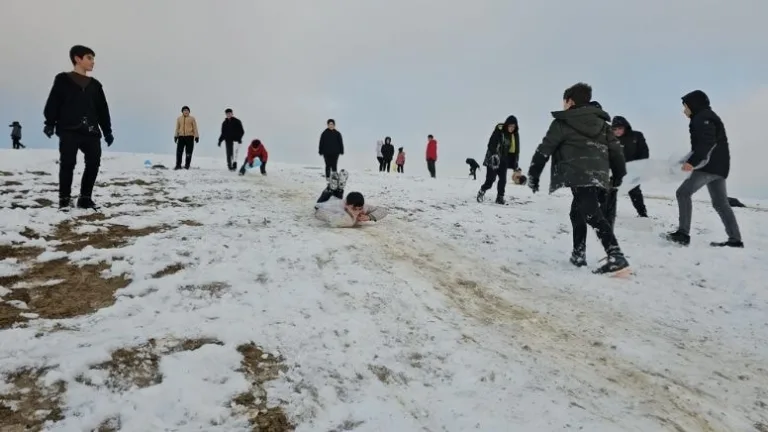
[318, 119, 344, 181]
[9, 121, 24, 149]
[665, 90, 743, 247]
[174, 106, 199, 170]
[218, 108, 245, 171]
[610, 115, 649, 218]
[477, 115, 521, 204]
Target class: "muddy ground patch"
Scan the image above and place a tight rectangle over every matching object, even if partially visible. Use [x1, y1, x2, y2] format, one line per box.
[0, 367, 66, 432]
[231, 342, 294, 431]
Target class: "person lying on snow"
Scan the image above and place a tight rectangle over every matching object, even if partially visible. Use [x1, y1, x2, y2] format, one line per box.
[238, 139, 268, 175]
[314, 170, 388, 228]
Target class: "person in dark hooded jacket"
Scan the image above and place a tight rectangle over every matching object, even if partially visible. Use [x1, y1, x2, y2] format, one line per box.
[665, 90, 743, 248]
[527, 83, 629, 275]
[477, 115, 521, 204]
[9, 121, 24, 149]
[466, 158, 480, 180]
[380, 137, 395, 172]
[611, 116, 649, 217]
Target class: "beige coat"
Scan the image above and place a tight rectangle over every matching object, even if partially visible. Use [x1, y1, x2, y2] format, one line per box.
[175, 115, 199, 138]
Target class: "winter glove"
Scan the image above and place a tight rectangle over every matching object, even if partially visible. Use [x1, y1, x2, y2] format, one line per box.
[611, 176, 623, 188]
[174, 136, 178, 143]
[104, 133, 114, 147]
[236, 140, 241, 144]
[490, 154, 501, 170]
[43, 125, 54, 138]
[238, 166, 246, 175]
[194, 137, 199, 143]
[527, 175, 539, 193]
[218, 141, 222, 147]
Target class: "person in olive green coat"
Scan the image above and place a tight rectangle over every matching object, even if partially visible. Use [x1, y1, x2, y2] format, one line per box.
[527, 82, 629, 276]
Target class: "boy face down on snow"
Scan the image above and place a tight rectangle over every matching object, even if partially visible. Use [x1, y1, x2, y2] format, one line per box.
[314, 171, 388, 228]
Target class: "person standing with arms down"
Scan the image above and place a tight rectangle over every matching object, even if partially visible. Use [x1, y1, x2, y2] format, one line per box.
[376, 139, 385, 172]
[174, 106, 199, 170]
[43, 45, 114, 211]
[425, 134, 437, 178]
[319, 119, 344, 180]
[381, 137, 395, 172]
[218, 108, 245, 171]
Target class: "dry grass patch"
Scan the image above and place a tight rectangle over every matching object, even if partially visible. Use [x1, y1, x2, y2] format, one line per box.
[26, 171, 50, 176]
[77, 338, 223, 392]
[48, 218, 169, 253]
[0, 367, 66, 432]
[180, 219, 203, 226]
[0, 171, 13, 176]
[231, 343, 294, 432]
[3, 180, 22, 186]
[151, 263, 186, 278]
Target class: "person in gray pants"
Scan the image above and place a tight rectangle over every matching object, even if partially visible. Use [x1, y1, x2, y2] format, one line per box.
[665, 90, 743, 247]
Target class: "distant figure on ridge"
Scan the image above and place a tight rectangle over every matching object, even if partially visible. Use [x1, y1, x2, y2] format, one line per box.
[43, 44, 114, 211]
[376, 139, 385, 172]
[218, 108, 245, 171]
[466, 158, 480, 180]
[319, 119, 344, 180]
[381, 137, 395, 173]
[396, 147, 405, 173]
[477, 115, 520, 205]
[174, 105, 199, 170]
[426, 134, 437, 178]
[9, 121, 24, 149]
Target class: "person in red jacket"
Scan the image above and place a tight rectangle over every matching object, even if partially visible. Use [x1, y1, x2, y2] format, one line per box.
[238, 139, 268, 175]
[425, 134, 437, 178]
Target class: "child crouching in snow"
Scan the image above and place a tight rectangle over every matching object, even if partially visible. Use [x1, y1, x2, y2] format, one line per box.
[314, 170, 388, 227]
[238, 139, 268, 175]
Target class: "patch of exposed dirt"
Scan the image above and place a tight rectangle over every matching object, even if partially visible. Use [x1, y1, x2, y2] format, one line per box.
[48, 218, 169, 253]
[151, 263, 186, 278]
[180, 219, 203, 226]
[0, 367, 66, 432]
[231, 343, 293, 431]
[3, 180, 22, 186]
[33, 198, 54, 207]
[26, 171, 50, 176]
[77, 338, 223, 393]
[97, 179, 159, 188]
[0, 244, 45, 261]
[178, 282, 230, 299]
[0, 171, 13, 176]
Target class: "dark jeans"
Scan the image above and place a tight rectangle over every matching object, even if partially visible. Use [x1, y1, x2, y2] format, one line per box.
[317, 187, 344, 203]
[377, 157, 385, 172]
[383, 158, 392, 172]
[481, 162, 508, 196]
[427, 159, 436, 178]
[323, 154, 339, 179]
[224, 141, 235, 169]
[239, 159, 267, 175]
[469, 167, 477, 180]
[569, 186, 622, 256]
[628, 185, 647, 216]
[604, 188, 618, 228]
[397, 163, 404, 173]
[675, 171, 741, 241]
[59, 133, 102, 199]
[12, 138, 24, 149]
[176, 136, 195, 168]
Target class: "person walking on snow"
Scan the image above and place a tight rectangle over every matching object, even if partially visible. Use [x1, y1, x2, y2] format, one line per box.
[218, 108, 245, 171]
[319, 118, 344, 180]
[665, 90, 743, 248]
[426, 134, 437, 178]
[9, 121, 24, 149]
[238, 139, 268, 176]
[611, 115, 650, 218]
[43, 45, 114, 211]
[396, 147, 406, 173]
[527, 83, 629, 275]
[381, 136, 395, 172]
[314, 170, 388, 227]
[477, 115, 521, 204]
[376, 140, 385, 172]
[466, 158, 480, 180]
[174, 106, 199, 170]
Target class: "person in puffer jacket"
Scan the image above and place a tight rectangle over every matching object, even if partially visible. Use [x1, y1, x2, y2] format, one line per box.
[238, 139, 268, 175]
[314, 170, 388, 227]
[611, 115, 649, 217]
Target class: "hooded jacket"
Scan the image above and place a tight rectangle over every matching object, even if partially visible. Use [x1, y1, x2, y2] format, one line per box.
[611, 116, 649, 162]
[483, 115, 520, 168]
[9, 122, 21, 139]
[528, 104, 626, 193]
[381, 137, 395, 161]
[681, 90, 730, 178]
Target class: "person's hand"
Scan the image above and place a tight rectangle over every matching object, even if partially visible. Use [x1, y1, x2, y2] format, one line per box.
[611, 176, 622, 188]
[218, 141, 221, 147]
[194, 137, 199, 143]
[174, 136, 178, 143]
[682, 163, 693, 172]
[357, 213, 370, 222]
[43, 126, 54, 138]
[236, 140, 241, 144]
[104, 133, 114, 147]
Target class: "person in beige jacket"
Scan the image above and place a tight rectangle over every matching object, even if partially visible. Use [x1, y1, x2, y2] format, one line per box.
[174, 105, 199, 169]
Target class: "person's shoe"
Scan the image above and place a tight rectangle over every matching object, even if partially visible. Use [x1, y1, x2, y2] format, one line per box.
[337, 169, 348, 190]
[59, 197, 71, 211]
[710, 240, 744, 248]
[665, 230, 690, 246]
[328, 172, 340, 191]
[593, 252, 630, 275]
[495, 196, 506, 205]
[476, 189, 485, 202]
[76, 196, 100, 210]
[570, 250, 587, 267]
[173, 166, 182, 170]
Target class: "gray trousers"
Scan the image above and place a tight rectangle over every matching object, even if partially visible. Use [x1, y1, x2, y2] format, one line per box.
[676, 171, 741, 241]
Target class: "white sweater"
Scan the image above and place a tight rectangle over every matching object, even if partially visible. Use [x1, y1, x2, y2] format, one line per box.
[314, 197, 388, 228]
[376, 140, 384, 158]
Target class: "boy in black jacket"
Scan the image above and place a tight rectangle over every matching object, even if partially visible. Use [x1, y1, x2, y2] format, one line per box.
[218, 108, 245, 171]
[43, 45, 113, 210]
[319, 119, 344, 180]
[611, 116, 650, 218]
[477, 115, 520, 204]
[665, 90, 743, 247]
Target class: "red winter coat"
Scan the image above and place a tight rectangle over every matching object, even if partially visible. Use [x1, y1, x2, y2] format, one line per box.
[426, 139, 437, 161]
[246, 141, 269, 164]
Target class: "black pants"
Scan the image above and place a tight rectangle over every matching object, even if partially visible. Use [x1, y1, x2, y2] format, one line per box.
[397, 164, 404, 173]
[427, 159, 436, 178]
[317, 187, 344, 203]
[603, 188, 618, 228]
[224, 141, 235, 169]
[176, 136, 195, 168]
[569, 186, 621, 255]
[469, 167, 477, 180]
[377, 157, 385, 172]
[323, 154, 339, 178]
[383, 159, 392, 172]
[59, 133, 102, 199]
[628, 185, 648, 216]
[12, 138, 24, 149]
[240, 159, 267, 175]
[481, 163, 508, 196]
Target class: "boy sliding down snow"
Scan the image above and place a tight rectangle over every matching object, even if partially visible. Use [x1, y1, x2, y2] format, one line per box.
[238, 139, 268, 175]
[314, 170, 388, 228]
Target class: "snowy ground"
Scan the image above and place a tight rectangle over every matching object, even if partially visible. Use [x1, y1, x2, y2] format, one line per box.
[0, 149, 766, 432]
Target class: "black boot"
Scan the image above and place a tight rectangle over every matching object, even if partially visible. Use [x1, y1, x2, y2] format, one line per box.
[59, 197, 71, 211]
[665, 230, 690, 246]
[593, 251, 630, 275]
[710, 240, 744, 248]
[570, 250, 587, 267]
[76, 196, 100, 210]
[495, 196, 506, 205]
[476, 189, 485, 202]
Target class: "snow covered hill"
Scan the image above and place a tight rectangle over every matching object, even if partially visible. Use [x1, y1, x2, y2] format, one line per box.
[1, 149, 766, 432]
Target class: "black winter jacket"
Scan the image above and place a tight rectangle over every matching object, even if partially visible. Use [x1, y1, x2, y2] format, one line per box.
[319, 128, 344, 156]
[611, 116, 649, 162]
[219, 117, 244, 143]
[43, 72, 112, 137]
[682, 90, 730, 178]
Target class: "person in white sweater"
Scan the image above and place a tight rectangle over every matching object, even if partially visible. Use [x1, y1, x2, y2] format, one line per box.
[314, 170, 388, 228]
[376, 140, 385, 172]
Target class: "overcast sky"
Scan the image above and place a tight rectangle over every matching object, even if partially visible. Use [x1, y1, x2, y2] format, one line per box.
[2, 0, 766, 197]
